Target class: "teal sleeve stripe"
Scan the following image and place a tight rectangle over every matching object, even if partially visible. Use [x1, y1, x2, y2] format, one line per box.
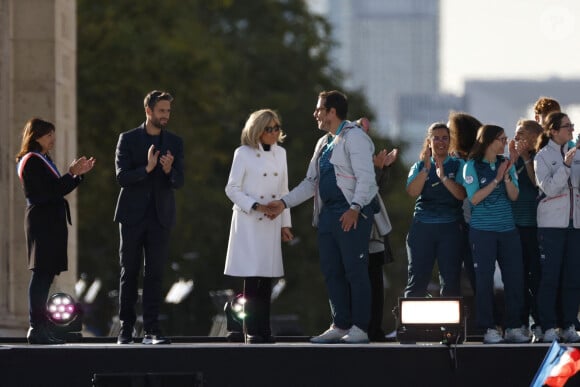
[406, 161, 421, 187]
[463, 160, 480, 200]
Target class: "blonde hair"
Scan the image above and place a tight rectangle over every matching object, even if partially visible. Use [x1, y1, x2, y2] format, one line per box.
[240, 109, 286, 148]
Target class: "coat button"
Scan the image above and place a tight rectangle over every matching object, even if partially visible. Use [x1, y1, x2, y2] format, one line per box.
[258, 217, 263, 221]
[260, 196, 264, 199]
[257, 153, 261, 157]
[263, 173, 267, 176]
[274, 172, 278, 176]
[272, 195, 276, 198]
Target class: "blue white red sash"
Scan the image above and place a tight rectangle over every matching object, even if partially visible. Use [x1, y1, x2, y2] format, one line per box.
[17, 152, 61, 180]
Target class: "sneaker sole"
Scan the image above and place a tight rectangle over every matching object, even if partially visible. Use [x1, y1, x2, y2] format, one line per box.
[310, 338, 342, 344]
[142, 339, 171, 345]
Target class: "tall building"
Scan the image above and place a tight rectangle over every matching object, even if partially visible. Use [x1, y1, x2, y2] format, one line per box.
[308, 0, 440, 138]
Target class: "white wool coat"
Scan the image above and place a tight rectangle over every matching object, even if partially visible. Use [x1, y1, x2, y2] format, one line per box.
[224, 143, 291, 277]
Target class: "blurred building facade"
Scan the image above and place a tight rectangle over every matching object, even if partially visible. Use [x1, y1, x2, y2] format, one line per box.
[465, 78, 580, 139]
[395, 93, 465, 163]
[307, 1, 580, 165]
[308, 0, 440, 139]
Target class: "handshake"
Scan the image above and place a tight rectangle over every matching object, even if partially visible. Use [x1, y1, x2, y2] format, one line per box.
[255, 200, 287, 220]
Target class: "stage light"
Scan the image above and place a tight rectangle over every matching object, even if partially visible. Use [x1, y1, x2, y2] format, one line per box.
[395, 297, 465, 344]
[222, 294, 246, 341]
[46, 293, 83, 341]
[47, 293, 78, 325]
[231, 295, 247, 320]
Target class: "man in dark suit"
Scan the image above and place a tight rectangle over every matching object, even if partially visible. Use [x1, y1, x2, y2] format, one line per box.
[114, 90, 184, 344]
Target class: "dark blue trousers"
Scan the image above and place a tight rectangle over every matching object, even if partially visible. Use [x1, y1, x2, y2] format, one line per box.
[404, 220, 462, 297]
[317, 207, 372, 331]
[470, 228, 524, 329]
[517, 226, 541, 327]
[537, 227, 580, 330]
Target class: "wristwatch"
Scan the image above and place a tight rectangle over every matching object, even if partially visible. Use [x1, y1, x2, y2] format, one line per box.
[350, 202, 361, 212]
[252, 202, 259, 210]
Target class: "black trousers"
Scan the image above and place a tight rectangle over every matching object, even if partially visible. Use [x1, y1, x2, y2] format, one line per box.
[368, 253, 385, 339]
[118, 212, 170, 333]
[29, 269, 55, 327]
[243, 277, 272, 336]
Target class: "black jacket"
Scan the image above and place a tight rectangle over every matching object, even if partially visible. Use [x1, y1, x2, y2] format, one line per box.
[113, 123, 184, 228]
[19, 153, 81, 273]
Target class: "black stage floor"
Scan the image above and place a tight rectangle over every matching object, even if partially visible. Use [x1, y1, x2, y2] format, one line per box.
[1, 337, 580, 387]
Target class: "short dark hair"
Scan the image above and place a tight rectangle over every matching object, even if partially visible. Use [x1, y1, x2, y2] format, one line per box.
[319, 90, 348, 120]
[144, 90, 173, 109]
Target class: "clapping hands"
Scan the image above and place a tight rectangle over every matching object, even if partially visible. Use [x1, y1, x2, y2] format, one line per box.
[69, 156, 96, 176]
[373, 148, 398, 168]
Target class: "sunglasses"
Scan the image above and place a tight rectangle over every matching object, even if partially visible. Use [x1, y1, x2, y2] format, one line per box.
[264, 125, 281, 133]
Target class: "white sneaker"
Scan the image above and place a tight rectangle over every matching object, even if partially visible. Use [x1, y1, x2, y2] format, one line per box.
[542, 328, 560, 343]
[521, 325, 531, 338]
[532, 326, 543, 343]
[310, 325, 348, 344]
[561, 325, 580, 343]
[483, 328, 503, 344]
[504, 327, 530, 343]
[341, 325, 369, 344]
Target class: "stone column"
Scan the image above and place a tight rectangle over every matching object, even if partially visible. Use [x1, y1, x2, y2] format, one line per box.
[0, 0, 77, 335]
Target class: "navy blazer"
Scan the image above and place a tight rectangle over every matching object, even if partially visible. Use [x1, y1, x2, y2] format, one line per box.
[113, 123, 184, 228]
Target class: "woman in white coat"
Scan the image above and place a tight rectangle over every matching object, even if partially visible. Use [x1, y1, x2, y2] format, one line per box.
[225, 109, 293, 344]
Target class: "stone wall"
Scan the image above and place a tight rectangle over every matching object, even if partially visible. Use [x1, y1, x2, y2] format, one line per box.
[0, 0, 77, 335]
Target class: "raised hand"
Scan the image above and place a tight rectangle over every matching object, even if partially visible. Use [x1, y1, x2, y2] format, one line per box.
[422, 146, 432, 171]
[564, 147, 577, 167]
[385, 148, 398, 167]
[434, 155, 445, 181]
[373, 149, 388, 168]
[496, 159, 510, 180]
[508, 139, 519, 166]
[69, 156, 96, 175]
[146, 144, 160, 173]
[159, 150, 174, 174]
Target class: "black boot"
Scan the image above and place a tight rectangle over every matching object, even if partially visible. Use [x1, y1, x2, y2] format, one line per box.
[27, 325, 65, 345]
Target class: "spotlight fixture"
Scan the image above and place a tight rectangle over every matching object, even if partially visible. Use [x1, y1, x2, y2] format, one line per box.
[223, 294, 246, 342]
[395, 297, 465, 344]
[46, 293, 83, 341]
[47, 293, 77, 325]
[230, 295, 247, 321]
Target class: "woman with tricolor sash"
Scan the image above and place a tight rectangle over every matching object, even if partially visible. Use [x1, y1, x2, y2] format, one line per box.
[15, 118, 95, 344]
